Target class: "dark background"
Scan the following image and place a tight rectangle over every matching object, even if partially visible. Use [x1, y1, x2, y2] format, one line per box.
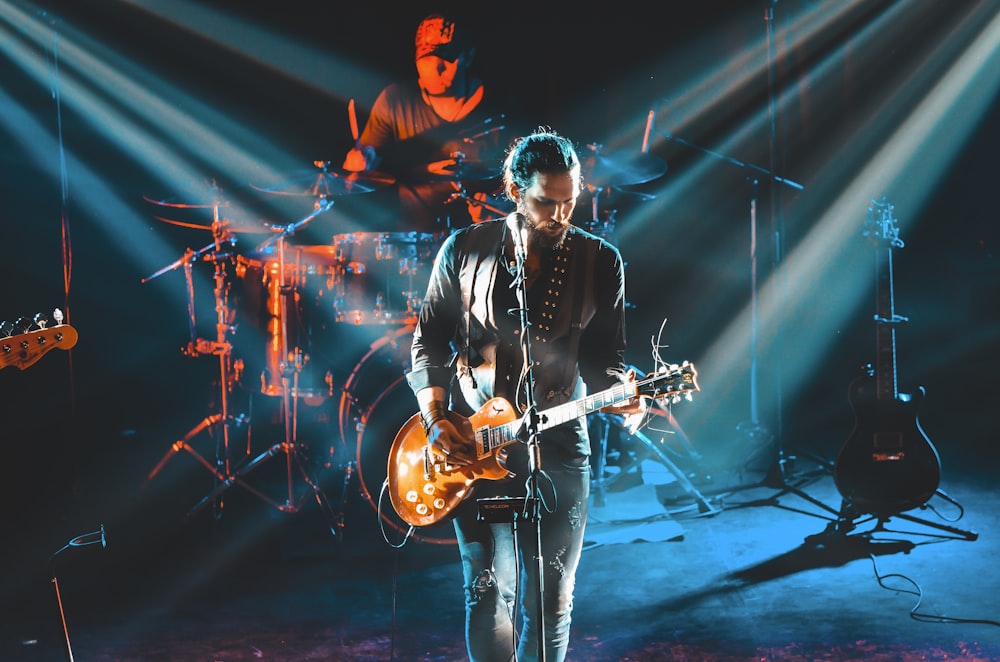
[1, 0, 997, 574]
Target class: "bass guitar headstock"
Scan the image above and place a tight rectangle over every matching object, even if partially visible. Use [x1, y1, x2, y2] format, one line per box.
[0, 309, 78, 371]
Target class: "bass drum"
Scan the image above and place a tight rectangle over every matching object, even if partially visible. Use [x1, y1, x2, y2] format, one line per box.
[339, 325, 456, 545]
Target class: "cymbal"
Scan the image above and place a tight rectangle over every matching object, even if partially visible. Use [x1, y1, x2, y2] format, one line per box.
[414, 160, 499, 182]
[152, 215, 271, 234]
[251, 164, 395, 197]
[582, 151, 667, 187]
[143, 194, 229, 209]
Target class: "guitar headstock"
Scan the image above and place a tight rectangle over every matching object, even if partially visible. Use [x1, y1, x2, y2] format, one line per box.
[0, 309, 78, 371]
[637, 361, 699, 404]
[863, 196, 904, 249]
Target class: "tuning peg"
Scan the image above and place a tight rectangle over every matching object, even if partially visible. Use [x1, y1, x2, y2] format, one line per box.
[34, 312, 49, 329]
[14, 317, 32, 334]
[53, 308, 64, 325]
[0, 320, 13, 337]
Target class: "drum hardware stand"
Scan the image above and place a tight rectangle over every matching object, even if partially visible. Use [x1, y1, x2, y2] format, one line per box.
[183, 198, 344, 533]
[585, 185, 617, 240]
[142, 210, 250, 519]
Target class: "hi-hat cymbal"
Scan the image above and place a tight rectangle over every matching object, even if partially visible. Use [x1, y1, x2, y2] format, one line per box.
[251, 163, 395, 197]
[414, 159, 500, 182]
[582, 151, 667, 187]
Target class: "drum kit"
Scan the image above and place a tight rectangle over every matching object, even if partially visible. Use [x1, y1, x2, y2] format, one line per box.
[140, 143, 668, 544]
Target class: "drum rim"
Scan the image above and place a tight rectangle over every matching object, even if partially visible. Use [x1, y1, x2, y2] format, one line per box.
[331, 230, 444, 243]
[340, 325, 456, 545]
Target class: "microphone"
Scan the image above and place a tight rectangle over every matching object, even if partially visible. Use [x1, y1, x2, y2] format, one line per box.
[509, 213, 527, 262]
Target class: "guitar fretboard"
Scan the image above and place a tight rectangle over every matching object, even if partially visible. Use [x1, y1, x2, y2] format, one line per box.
[474, 381, 639, 455]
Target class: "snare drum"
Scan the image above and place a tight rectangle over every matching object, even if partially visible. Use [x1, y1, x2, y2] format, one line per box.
[330, 231, 442, 325]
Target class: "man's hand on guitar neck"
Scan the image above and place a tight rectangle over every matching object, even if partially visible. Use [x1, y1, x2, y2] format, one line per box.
[599, 369, 648, 434]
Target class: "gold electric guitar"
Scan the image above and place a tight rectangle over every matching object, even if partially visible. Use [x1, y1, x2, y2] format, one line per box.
[0, 310, 78, 371]
[387, 362, 699, 528]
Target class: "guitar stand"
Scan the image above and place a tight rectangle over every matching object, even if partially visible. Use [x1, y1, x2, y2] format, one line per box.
[812, 492, 979, 542]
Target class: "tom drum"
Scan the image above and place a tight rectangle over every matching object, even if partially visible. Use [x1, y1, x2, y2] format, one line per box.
[330, 231, 442, 326]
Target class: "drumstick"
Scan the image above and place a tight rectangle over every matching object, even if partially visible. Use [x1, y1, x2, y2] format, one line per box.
[641, 108, 654, 154]
[348, 98, 359, 144]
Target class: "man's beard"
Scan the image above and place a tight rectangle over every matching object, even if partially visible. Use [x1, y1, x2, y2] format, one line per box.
[525, 219, 570, 250]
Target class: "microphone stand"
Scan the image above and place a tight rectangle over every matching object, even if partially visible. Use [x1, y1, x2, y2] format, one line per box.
[509, 218, 547, 662]
[655, 130, 838, 510]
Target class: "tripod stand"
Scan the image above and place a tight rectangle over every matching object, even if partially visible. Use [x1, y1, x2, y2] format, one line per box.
[143, 205, 249, 518]
[183, 199, 342, 528]
[144, 199, 341, 531]
[654, 2, 839, 504]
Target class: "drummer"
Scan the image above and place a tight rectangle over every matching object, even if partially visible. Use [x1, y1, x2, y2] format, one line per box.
[342, 12, 512, 234]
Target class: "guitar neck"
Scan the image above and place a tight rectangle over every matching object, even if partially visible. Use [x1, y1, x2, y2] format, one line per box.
[874, 244, 900, 402]
[865, 197, 906, 403]
[476, 381, 638, 455]
[539, 382, 638, 431]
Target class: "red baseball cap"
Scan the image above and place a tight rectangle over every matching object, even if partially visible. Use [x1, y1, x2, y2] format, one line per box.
[415, 14, 469, 60]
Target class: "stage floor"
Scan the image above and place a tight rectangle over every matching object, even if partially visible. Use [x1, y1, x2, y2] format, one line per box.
[2, 434, 997, 662]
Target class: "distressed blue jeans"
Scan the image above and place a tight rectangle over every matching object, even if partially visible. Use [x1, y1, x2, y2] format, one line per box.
[453, 439, 590, 662]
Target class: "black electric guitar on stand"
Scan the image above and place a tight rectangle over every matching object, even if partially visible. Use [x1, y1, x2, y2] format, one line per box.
[833, 198, 941, 517]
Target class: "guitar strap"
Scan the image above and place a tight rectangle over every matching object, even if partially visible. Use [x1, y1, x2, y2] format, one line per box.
[561, 233, 596, 392]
